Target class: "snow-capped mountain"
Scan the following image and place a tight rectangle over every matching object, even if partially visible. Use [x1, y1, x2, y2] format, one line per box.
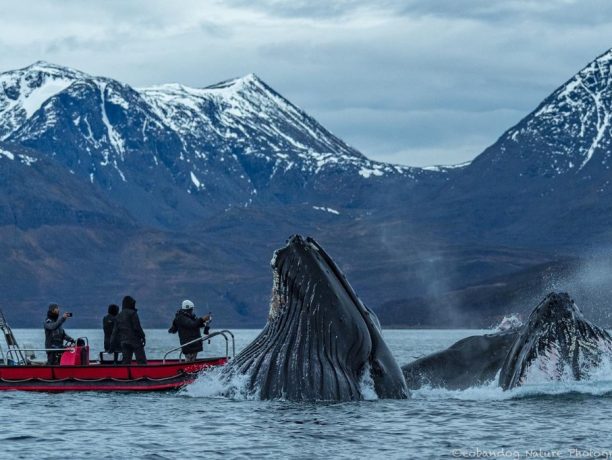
[473, 49, 612, 178]
[0, 61, 432, 227]
[5, 49, 612, 327]
[408, 48, 612, 249]
[140, 74, 364, 171]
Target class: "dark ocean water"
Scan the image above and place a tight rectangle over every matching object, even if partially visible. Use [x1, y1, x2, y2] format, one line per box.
[2, 329, 612, 460]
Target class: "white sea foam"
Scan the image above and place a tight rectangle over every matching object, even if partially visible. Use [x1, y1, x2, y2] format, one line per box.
[493, 313, 523, 331]
[358, 364, 379, 401]
[411, 361, 612, 401]
[183, 355, 612, 402]
[185, 364, 384, 401]
[182, 366, 259, 400]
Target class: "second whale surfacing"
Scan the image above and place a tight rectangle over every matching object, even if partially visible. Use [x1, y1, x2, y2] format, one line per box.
[401, 292, 612, 391]
[498, 292, 612, 389]
[221, 235, 408, 401]
[401, 329, 519, 390]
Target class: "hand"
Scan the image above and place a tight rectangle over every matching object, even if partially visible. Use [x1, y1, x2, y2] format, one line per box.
[63, 312, 70, 319]
[202, 315, 211, 322]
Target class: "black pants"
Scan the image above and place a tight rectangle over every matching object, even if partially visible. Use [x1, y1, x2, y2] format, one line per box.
[46, 351, 62, 365]
[121, 343, 147, 365]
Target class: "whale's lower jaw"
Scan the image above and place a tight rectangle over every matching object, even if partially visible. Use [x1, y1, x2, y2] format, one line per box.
[223, 322, 369, 401]
[499, 293, 612, 390]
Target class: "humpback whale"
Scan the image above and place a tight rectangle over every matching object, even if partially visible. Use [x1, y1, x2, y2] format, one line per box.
[402, 330, 518, 390]
[222, 235, 408, 401]
[402, 292, 612, 391]
[498, 292, 612, 390]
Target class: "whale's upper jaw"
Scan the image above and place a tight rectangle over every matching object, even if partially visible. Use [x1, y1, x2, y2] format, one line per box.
[499, 292, 612, 390]
[270, 235, 381, 327]
[529, 292, 583, 325]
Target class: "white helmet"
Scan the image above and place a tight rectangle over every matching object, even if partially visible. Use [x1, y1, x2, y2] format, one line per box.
[181, 299, 195, 310]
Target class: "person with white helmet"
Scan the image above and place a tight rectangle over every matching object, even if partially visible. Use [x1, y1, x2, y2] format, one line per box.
[168, 299, 211, 362]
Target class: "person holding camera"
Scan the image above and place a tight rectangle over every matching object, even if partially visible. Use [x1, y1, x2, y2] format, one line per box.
[44, 303, 75, 365]
[168, 300, 211, 362]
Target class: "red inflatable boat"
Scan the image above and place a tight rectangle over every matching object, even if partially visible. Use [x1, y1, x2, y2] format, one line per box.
[0, 311, 235, 392]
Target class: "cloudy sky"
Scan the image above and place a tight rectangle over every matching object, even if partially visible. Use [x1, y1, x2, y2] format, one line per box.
[2, 0, 612, 166]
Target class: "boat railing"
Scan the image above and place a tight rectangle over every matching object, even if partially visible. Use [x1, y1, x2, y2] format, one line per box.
[6, 347, 72, 364]
[0, 309, 27, 364]
[5, 337, 88, 365]
[162, 330, 235, 364]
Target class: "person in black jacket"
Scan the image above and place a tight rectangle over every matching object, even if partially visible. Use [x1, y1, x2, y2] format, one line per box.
[168, 300, 211, 362]
[102, 304, 121, 363]
[44, 304, 75, 365]
[110, 296, 147, 365]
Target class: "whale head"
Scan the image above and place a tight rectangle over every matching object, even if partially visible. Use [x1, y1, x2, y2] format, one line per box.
[499, 292, 612, 390]
[224, 235, 408, 401]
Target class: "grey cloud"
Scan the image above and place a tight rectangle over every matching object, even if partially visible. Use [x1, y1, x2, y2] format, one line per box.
[221, 0, 374, 19]
[398, 0, 612, 26]
[218, 0, 612, 28]
[198, 21, 234, 38]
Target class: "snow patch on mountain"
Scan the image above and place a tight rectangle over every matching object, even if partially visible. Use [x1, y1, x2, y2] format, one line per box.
[0, 61, 87, 139]
[0, 146, 37, 166]
[190, 171, 203, 189]
[359, 165, 384, 178]
[313, 206, 340, 215]
[98, 82, 126, 159]
[20, 78, 73, 118]
[422, 160, 472, 172]
[0, 148, 14, 160]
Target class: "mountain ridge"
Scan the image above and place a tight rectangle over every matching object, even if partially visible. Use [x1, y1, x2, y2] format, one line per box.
[3, 50, 612, 327]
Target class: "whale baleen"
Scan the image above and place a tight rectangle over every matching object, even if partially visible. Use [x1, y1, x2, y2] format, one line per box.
[221, 235, 408, 401]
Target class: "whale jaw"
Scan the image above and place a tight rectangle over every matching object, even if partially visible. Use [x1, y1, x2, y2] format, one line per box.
[499, 292, 612, 390]
[223, 235, 408, 401]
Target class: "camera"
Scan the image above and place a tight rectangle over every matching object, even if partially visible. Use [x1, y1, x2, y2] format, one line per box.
[65, 312, 73, 317]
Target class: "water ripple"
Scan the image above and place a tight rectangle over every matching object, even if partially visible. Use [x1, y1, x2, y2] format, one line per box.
[3, 329, 612, 459]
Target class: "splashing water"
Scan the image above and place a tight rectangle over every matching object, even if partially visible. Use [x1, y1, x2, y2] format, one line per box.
[494, 313, 523, 331]
[358, 364, 379, 401]
[184, 364, 383, 401]
[182, 366, 260, 400]
[411, 379, 612, 401]
[411, 354, 612, 402]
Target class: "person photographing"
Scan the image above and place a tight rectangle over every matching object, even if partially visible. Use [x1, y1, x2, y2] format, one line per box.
[44, 304, 75, 365]
[168, 300, 211, 362]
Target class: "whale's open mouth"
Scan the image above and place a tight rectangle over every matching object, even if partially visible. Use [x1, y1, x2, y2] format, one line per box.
[499, 292, 612, 390]
[223, 235, 408, 401]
